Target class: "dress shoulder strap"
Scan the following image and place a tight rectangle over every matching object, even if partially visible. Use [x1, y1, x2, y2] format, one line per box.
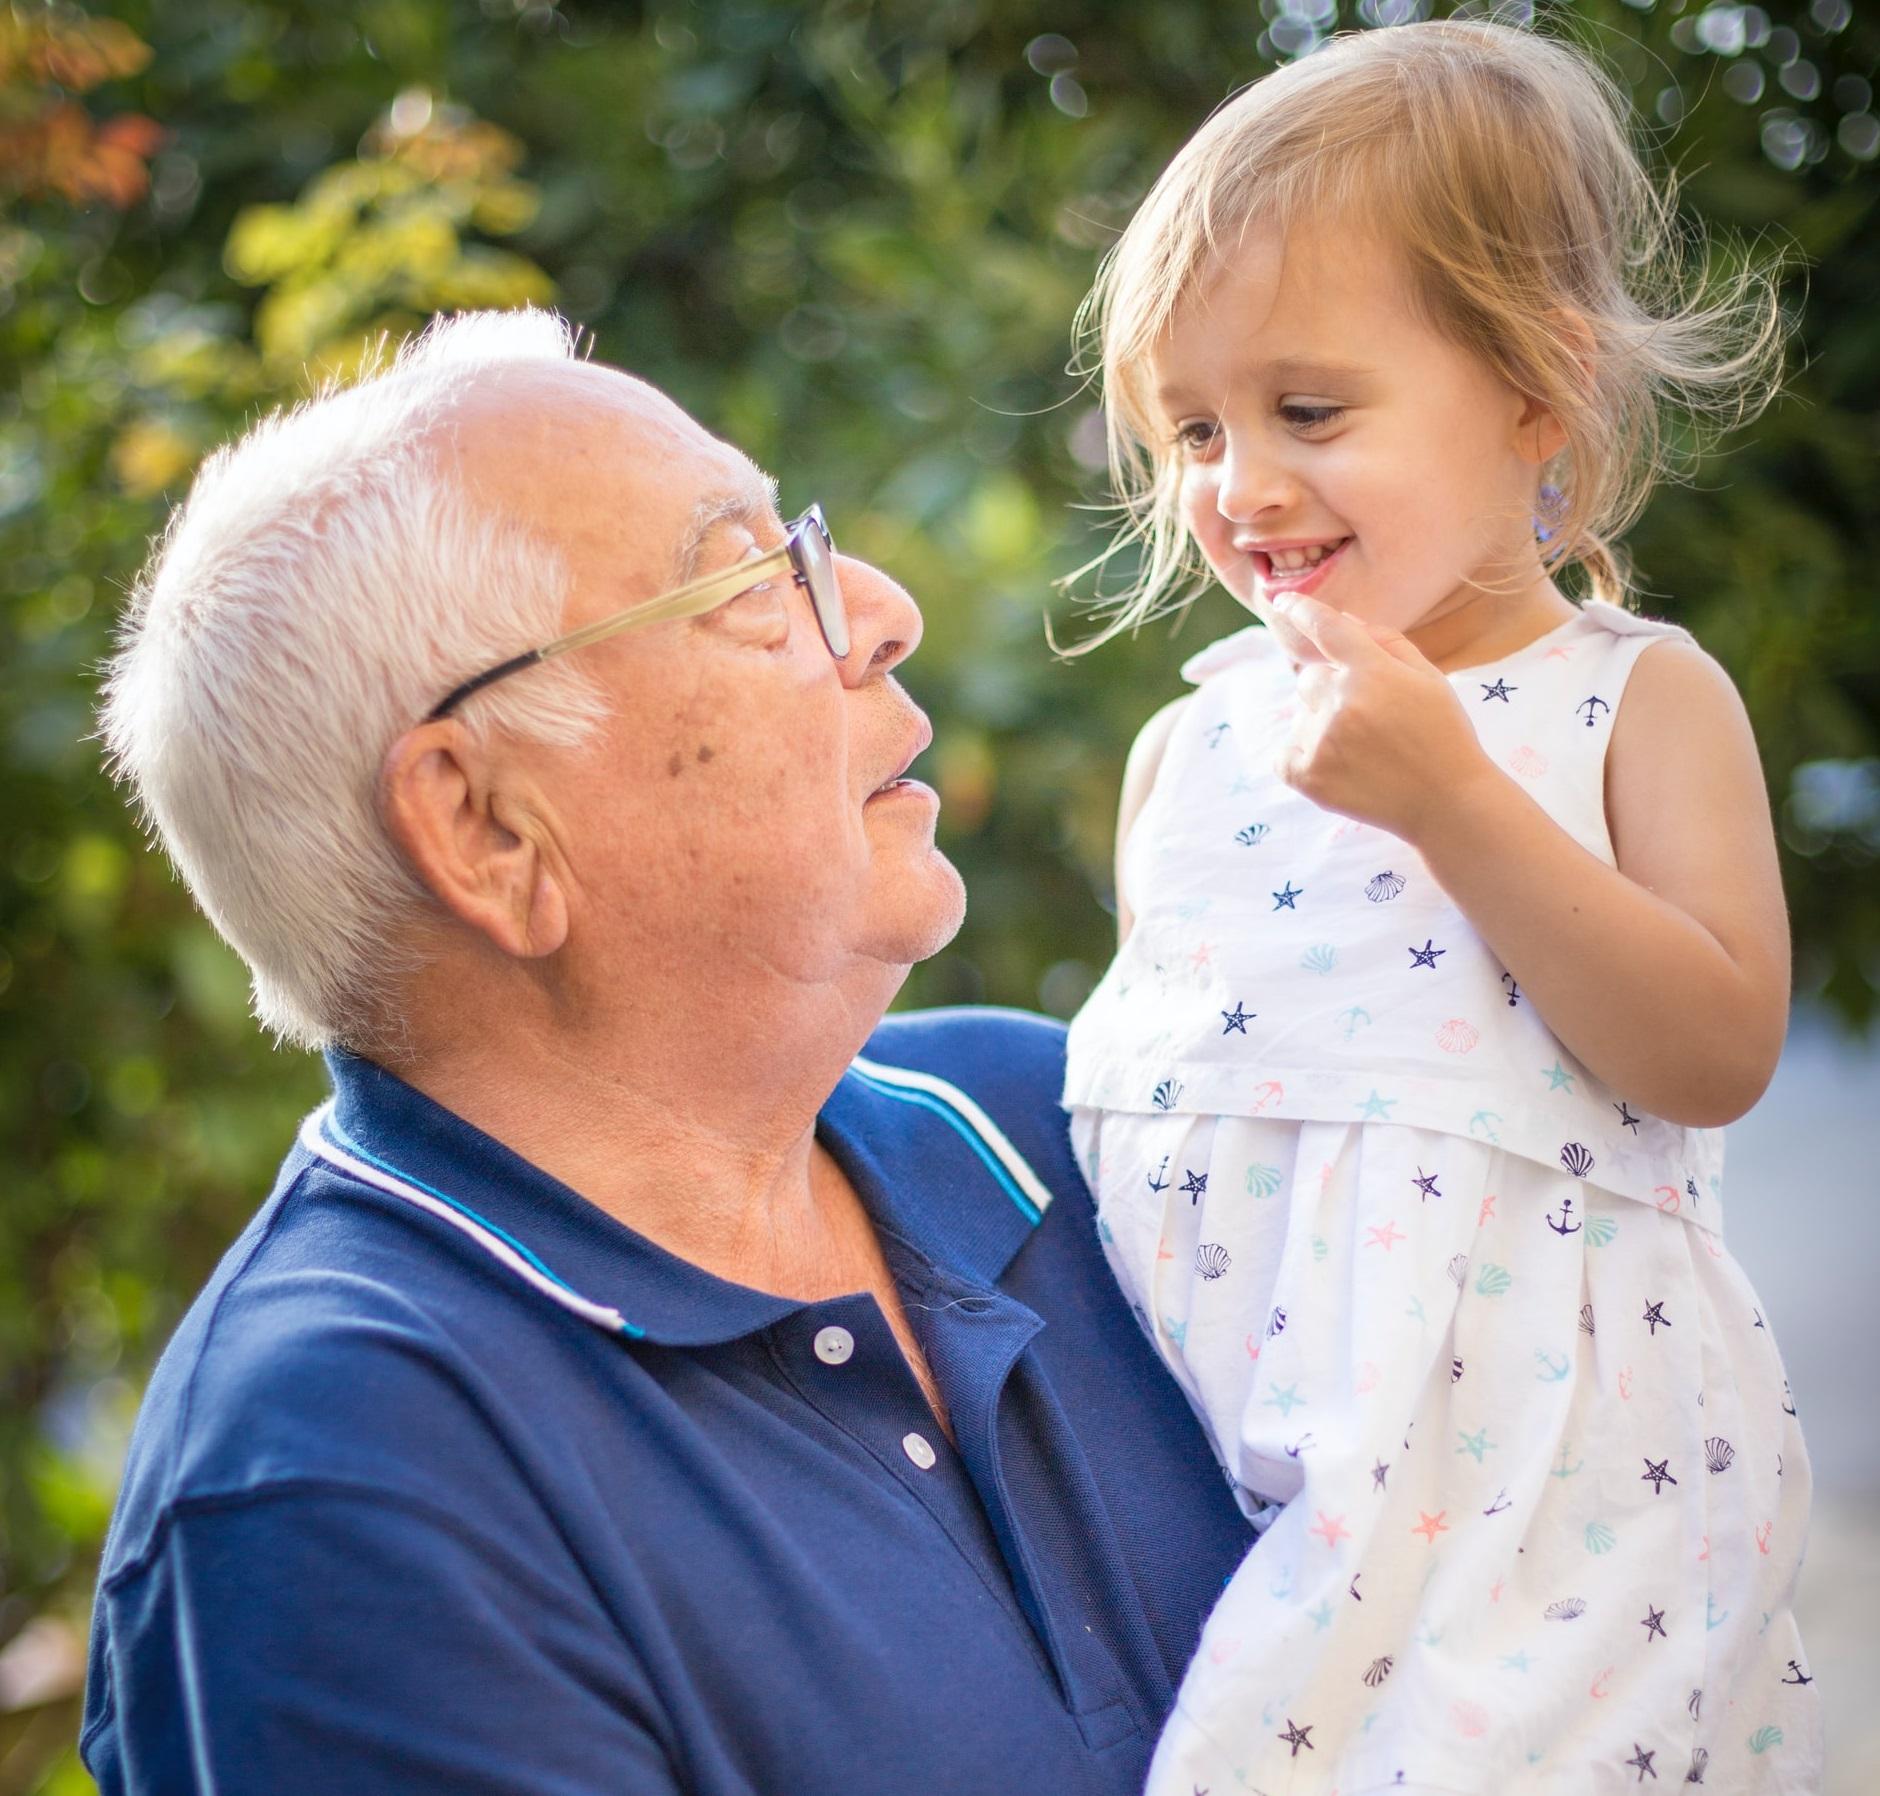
[1180, 623, 1284, 686]
[1575, 598, 1698, 647]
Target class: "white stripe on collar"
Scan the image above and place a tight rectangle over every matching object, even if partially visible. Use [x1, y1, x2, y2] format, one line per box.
[299, 1104, 634, 1336]
[848, 1055, 1055, 1220]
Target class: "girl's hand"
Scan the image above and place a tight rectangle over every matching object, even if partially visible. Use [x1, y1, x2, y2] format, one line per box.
[1270, 591, 1496, 842]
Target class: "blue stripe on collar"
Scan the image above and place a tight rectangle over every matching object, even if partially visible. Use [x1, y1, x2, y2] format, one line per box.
[847, 1055, 1053, 1226]
[301, 1104, 646, 1340]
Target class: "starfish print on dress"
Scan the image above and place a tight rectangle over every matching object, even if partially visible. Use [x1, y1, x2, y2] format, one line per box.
[1278, 1720, 1314, 1757]
[1311, 1511, 1352, 1548]
[1357, 1089, 1398, 1120]
[1220, 1001, 1253, 1034]
[1641, 1456, 1677, 1494]
[1365, 1220, 1406, 1252]
[1408, 939, 1445, 969]
[1412, 1168, 1441, 1201]
[1642, 1299, 1671, 1335]
[1614, 1101, 1641, 1132]
[1411, 1510, 1449, 1543]
[1272, 880, 1302, 910]
[1623, 1743, 1656, 1781]
[1456, 1427, 1494, 1463]
[1640, 1604, 1668, 1641]
[1480, 678, 1516, 701]
[1372, 1459, 1390, 1492]
[1542, 1059, 1576, 1091]
[1181, 1168, 1208, 1204]
[1263, 1381, 1306, 1418]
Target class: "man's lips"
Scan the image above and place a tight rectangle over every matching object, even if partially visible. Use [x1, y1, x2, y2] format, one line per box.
[868, 718, 934, 798]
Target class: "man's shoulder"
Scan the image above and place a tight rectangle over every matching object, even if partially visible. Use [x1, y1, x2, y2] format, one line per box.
[100, 1156, 550, 1586]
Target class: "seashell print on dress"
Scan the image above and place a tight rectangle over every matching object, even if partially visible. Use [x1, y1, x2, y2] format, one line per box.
[1506, 744, 1549, 778]
[1704, 1437, 1735, 1474]
[1560, 1141, 1595, 1178]
[1365, 870, 1407, 903]
[1544, 1597, 1587, 1620]
[1436, 1017, 1481, 1054]
[1300, 943, 1338, 976]
[1196, 1242, 1232, 1281]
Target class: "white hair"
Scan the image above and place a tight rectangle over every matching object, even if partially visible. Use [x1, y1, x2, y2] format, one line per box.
[99, 307, 612, 1053]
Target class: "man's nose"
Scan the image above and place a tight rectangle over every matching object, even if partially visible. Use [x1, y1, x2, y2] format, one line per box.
[831, 553, 922, 680]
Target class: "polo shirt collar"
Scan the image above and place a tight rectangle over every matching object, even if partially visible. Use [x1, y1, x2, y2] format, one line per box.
[309, 1045, 1045, 1348]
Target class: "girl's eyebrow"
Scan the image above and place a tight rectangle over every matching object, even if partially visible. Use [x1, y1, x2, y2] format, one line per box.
[1155, 356, 1377, 412]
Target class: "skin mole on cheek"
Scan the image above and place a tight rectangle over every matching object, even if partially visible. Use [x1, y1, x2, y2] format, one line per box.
[696, 744, 715, 763]
[667, 751, 685, 778]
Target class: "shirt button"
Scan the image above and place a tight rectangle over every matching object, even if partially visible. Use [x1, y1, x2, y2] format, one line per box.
[813, 1326, 854, 1365]
[902, 1431, 937, 1470]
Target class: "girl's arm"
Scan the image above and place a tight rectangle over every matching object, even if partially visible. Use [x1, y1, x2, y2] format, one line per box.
[1271, 594, 1789, 1127]
[1114, 695, 1190, 943]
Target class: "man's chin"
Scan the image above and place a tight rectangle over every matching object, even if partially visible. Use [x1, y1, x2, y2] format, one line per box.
[877, 852, 967, 971]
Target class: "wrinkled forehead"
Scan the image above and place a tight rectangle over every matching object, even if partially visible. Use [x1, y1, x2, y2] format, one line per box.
[438, 360, 778, 598]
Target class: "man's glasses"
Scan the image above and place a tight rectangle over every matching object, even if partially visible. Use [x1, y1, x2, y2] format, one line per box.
[426, 504, 849, 721]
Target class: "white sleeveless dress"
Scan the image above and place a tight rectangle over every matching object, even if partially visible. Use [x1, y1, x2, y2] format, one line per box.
[1064, 601, 1819, 1795]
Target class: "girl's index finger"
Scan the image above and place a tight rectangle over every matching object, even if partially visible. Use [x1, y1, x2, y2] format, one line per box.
[1271, 593, 1385, 667]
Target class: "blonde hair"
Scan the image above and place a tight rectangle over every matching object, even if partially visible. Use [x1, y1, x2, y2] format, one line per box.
[1070, 18, 1789, 642]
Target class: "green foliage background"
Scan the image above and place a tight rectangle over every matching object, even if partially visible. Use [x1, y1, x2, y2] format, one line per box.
[0, 0, 1874, 1784]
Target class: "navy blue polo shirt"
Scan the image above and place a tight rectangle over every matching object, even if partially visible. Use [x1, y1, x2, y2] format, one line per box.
[81, 1007, 1251, 1794]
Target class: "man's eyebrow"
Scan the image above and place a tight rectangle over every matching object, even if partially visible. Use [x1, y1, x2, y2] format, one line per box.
[672, 468, 783, 584]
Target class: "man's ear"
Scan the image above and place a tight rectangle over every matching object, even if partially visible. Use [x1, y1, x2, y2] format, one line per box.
[380, 722, 569, 961]
[1516, 307, 1596, 467]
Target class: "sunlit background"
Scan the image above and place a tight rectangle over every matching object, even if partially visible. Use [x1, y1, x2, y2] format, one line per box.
[0, 1, 1874, 1790]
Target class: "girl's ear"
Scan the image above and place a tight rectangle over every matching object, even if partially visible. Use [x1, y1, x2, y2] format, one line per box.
[1517, 307, 1597, 466]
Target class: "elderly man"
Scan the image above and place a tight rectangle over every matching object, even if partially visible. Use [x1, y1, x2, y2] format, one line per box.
[82, 311, 1249, 1793]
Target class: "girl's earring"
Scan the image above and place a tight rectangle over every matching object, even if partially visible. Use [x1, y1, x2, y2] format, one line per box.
[1532, 484, 1566, 545]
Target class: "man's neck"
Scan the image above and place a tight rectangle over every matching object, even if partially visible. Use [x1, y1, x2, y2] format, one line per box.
[383, 964, 900, 1297]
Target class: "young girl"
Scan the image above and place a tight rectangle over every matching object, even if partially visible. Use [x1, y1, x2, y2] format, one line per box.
[1063, 21, 1819, 1794]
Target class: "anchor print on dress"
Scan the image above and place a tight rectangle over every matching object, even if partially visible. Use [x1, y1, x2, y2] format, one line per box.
[1578, 695, 1611, 728]
[1546, 1197, 1582, 1236]
[1147, 1155, 1171, 1194]
[1500, 971, 1521, 1006]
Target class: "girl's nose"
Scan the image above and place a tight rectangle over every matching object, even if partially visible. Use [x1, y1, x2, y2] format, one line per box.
[1213, 441, 1298, 526]
[831, 553, 922, 681]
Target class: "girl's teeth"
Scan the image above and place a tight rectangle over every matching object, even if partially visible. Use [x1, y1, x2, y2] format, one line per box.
[1269, 542, 1338, 572]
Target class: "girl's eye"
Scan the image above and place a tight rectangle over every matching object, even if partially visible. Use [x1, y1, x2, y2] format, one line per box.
[1281, 402, 1344, 431]
[1172, 419, 1220, 456]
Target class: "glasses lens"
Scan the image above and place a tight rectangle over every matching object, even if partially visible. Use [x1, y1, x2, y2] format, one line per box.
[795, 509, 849, 658]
